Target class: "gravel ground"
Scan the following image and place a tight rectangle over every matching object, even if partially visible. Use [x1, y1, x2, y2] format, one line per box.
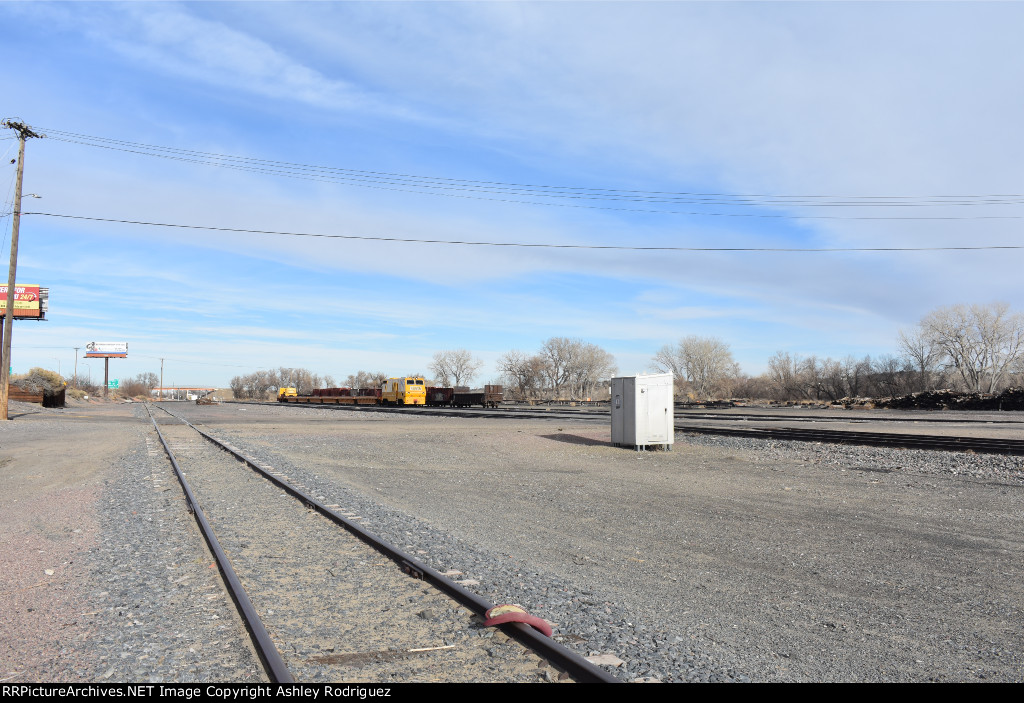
[2, 400, 1022, 683]
[1, 401, 263, 683]
[183, 402, 1024, 683]
[153, 419, 566, 683]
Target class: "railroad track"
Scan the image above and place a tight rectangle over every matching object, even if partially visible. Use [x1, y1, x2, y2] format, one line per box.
[229, 400, 610, 423]
[674, 423, 1024, 456]
[145, 403, 618, 683]
[240, 399, 1024, 424]
[673, 409, 1024, 425]
[227, 400, 1023, 455]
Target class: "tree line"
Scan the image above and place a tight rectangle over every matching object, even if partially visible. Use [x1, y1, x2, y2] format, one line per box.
[230, 367, 339, 400]
[226, 338, 619, 402]
[225, 303, 1022, 403]
[653, 302, 1024, 401]
[495, 337, 617, 401]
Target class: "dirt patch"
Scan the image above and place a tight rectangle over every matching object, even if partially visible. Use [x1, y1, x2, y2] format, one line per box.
[0, 403, 143, 682]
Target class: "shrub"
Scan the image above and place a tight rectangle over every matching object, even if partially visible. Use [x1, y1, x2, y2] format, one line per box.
[11, 367, 65, 393]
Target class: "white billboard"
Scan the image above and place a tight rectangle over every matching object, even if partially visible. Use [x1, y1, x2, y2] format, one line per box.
[85, 341, 128, 356]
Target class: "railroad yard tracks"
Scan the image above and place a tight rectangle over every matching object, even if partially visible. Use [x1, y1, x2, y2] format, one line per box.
[255, 401, 1024, 456]
[145, 404, 617, 683]
[672, 423, 1024, 456]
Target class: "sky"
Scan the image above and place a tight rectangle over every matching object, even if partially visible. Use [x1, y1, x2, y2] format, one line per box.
[2, 1, 1023, 389]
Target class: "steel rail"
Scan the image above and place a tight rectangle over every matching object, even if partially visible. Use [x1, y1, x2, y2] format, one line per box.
[231, 399, 1024, 454]
[154, 404, 621, 684]
[675, 423, 1024, 456]
[673, 409, 1024, 426]
[262, 400, 610, 423]
[144, 405, 295, 683]
[245, 398, 1024, 427]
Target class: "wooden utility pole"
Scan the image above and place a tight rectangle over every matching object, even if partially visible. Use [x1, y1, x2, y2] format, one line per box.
[0, 120, 43, 421]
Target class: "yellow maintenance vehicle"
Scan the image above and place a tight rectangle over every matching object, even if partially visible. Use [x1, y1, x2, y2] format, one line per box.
[381, 377, 426, 405]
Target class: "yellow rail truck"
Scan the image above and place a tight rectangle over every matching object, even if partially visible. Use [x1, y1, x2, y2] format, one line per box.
[277, 387, 298, 399]
[381, 377, 426, 405]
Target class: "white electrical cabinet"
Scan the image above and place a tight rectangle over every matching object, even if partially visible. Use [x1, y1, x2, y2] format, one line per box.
[610, 373, 675, 451]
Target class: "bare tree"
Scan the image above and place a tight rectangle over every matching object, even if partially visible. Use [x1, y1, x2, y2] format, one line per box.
[122, 372, 159, 398]
[274, 367, 329, 396]
[230, 367, 330, 399]
[229, 374, 247, 399]
[567, 342, 617, 400]
[653, 336, 739, 399]
[818, 355, 873, 400]
[766, 351, 802, 400]
[429, 349, 484, 388]
[344, 370, 388, 390]
[765, 352, 827, 400]
[538, 337, 576, 398]
[731, 373, 774, 400]
[1010, 355, 1024, 389]
[914, 302, 1024, 393]
[799, 355, 824, 400]
[871, 354, 913, 398]
[497, 350, 545, 400]
[898, 327, 945, 392]
[536, 337, 617, 400]
[229, 370, 277, 400]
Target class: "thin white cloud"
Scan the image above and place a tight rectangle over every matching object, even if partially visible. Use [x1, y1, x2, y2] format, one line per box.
[7, 2, 1024, 387]
[57, 2, 409, 118]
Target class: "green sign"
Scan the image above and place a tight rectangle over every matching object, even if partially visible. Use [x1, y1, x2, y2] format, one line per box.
[108, 379, 119, 389]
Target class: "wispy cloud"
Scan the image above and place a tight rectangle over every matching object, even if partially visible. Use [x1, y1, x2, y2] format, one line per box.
[4, 1, 1023, 386]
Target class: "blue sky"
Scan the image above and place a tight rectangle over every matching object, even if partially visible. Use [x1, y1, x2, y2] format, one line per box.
[2, 1, 1023, 389]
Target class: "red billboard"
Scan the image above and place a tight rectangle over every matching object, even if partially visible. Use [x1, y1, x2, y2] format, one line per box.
[0, 284, 42, 319]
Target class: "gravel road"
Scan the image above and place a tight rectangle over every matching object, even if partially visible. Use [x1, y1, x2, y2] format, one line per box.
[2, 399, 1022, 682]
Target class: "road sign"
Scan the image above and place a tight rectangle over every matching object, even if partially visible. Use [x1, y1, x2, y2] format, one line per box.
[108, 379, 119, 389]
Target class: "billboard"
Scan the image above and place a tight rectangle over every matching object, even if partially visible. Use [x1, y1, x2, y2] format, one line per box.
[85, 341, 128, 358]
[0, 284, 45, 319]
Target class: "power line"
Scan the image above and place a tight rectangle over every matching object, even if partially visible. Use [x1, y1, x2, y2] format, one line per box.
[13, 346, 254, 370]
[132, 353, 255, 368]
[39, 128, 1024, 219]
[23, 211, 1023, 253]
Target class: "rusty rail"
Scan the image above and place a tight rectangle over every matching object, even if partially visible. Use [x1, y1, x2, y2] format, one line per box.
[674, 423, 1024, 456]
[154, 403, 620, 684]
[145, 405, 294, 683]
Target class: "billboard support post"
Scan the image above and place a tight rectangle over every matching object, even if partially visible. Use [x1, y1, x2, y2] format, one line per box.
[84, 343, 128, 400]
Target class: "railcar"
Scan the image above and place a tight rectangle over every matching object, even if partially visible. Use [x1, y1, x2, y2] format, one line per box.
[427, 385, 504, 408]
[277, 379, 503, 408]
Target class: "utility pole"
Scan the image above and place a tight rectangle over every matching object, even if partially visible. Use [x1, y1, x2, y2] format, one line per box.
[0, 120, 43, 421]
[160, 358, 164, 401]
[73, 347, 80, 388]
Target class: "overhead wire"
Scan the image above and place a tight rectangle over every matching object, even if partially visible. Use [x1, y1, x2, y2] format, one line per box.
[132, 353, 257, 369]
[22, 212, 1023, 252]
[39, 128, 1024, 219]
[11, 347, 254, 369]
